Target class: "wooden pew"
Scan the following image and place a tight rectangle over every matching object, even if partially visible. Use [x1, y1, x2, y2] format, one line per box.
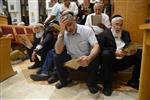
[0, 25, 34, 44]
[24, 26, 34, 42]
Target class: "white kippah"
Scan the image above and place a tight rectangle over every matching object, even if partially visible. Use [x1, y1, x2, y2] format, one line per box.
[111, 17, 123, 23]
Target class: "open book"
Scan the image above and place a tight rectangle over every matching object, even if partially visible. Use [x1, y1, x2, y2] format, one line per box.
[64, 59, 80, 70]
[91, 15, 102, 26]
[122, 43, 138, 56]
[17, 34, 33, 49]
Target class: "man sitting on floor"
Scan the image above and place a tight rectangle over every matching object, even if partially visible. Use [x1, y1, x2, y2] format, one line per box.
[30, 24, 61, 83]
[54, 11, 100, 94]
[97, 15, 142, 96]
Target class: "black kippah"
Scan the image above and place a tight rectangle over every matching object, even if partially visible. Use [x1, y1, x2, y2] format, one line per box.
[112, 14, 123, 19]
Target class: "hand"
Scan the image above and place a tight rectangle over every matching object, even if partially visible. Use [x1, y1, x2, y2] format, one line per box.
[43, 22, 49, 27]
[31, 51, 37, 61]
[77, 56, 91, 67]
[60, 10, 66, 15]
[129, 49, 137, 55]
[60, 16, 69, 32]
[97, 23, 107, 30]
[123, 48, 137, 56]
[83, 12, 89, 16]
[115, 50, 126, 58]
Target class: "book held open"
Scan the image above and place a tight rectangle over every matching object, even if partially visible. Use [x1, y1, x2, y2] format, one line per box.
[91, 15, 102, 26]
[64, 59, 80, 70]
[17, 34, 33, 49]
[122, 43, 138, 56]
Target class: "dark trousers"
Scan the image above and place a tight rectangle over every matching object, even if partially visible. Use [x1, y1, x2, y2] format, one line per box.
[100, 49, 142, 88]
[26, 48, 47, 67]
[26, 48, 33, 62]
[54, 50, 100, 85]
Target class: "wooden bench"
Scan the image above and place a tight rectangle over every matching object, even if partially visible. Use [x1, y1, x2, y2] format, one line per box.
[0, 25, 34, 44]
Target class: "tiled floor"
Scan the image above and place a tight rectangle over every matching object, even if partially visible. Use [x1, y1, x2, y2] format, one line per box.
[0, 60, 138, 100]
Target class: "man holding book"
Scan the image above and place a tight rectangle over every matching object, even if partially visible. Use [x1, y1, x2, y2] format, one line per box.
[97, 15, 142, 96]
[54, 11, 100, 94]
[85, 2, 111, 35]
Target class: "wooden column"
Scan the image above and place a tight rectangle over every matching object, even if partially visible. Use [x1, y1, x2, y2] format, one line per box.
[139, 24, 150, 100]
[0, 37, 16, 82]
[0, 15, 8, 25]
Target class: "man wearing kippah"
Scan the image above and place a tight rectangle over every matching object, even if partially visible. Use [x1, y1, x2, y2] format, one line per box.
[97, 15, 142, 96]
[85, 2, 111, 35]
[54, 11, 100, 94]
[30, 24, 60, 82]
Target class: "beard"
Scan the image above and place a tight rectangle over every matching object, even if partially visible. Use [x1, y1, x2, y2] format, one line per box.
[115, 30, 122, 34]
[112, 27, 122, 34]
[35, 31, 44, 38]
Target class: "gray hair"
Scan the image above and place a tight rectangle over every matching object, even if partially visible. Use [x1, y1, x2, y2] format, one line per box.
[60, 10, 74, 21]
[32, 23, 44, 30]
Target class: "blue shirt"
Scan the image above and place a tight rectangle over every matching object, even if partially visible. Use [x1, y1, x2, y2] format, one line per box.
[51, 2, 61, 22]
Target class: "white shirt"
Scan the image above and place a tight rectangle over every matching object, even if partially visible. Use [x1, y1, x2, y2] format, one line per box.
[50, 2, 61, 22]
[35, 31, 44, 50]
[85, 13, 111, 34]
[64, 24, 98, 58]
[60, 2, 78, 16]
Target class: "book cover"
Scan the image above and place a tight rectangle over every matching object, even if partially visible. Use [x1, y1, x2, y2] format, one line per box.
[91, 15, 102, 26]
[64, 59, 80, 70]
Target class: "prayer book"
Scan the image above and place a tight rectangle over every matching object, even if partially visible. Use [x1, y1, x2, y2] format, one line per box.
[17, 34, 33, 49]
[122, 43, 138, 56]
[64, 59, 80, 70]
[91, 15, 102, 26]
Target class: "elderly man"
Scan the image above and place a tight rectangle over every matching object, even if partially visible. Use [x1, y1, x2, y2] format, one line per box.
[97, 15, 142, 96]
[27, 23, 45, 69]
[28, 23, 55, 69]
[30, 24, 60, 82]
[85, 2, 111, 35]
[54, 11, 100, 94]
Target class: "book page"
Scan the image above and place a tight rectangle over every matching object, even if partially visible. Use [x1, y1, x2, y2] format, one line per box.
[122, 43, 138, 56]
[36, 54, 41, 61]
[17, 34, 33, 49]
[64, 59, 80, 70]
[91, 15, 102, 26]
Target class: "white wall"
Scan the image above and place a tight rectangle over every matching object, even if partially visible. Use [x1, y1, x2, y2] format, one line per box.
[0, 0, 3, 14]
[7, 0, 22, 24]
[45, 0, 53, 16]
[28, 0, 39, 25]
